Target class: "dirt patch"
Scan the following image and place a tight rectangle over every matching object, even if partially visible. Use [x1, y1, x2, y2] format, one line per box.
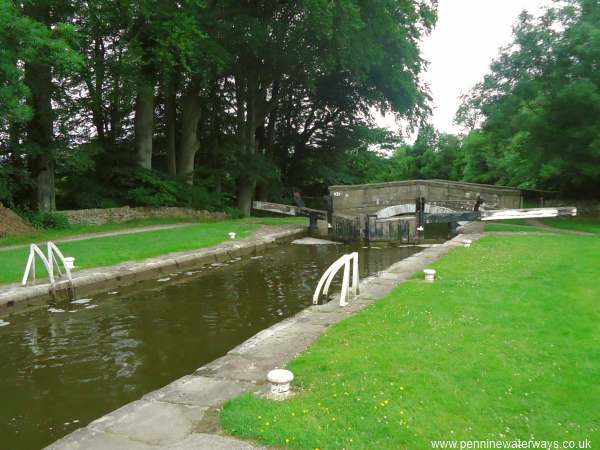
[0, 204, 35, 238]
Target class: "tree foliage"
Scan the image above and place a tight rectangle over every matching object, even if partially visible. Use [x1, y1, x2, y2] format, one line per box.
[455, 0, 600, 195]
[373, 0, 600, 198]
[0, 0, 437, 214]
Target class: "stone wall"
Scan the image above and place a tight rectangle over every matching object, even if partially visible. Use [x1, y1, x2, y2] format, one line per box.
[329, 180, 523, 216]
[59, 206, 228, 226]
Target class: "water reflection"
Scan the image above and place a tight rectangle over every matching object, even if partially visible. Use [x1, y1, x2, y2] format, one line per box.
[0, 242, 420, 450]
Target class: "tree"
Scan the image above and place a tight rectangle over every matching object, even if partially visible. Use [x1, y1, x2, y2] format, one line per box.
[0, 0, 439, 215]
[457, 0, 600, 195]
[0, 0, 80, 211]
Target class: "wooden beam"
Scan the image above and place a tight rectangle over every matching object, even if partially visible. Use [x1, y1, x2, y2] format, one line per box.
[252, 201, 328, 220]
[480, 207, 577, 221]
[253, 201, 299, 216]
[424, 211, 481, 224]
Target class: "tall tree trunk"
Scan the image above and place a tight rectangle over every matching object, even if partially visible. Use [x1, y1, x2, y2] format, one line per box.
[177, 81, 201, 183]
[254, 123, 269, 201]
[87, 36, 106, 141]
[237, 179, 255, 217]
[237, 76, 258, 216]
[109, 40, 122, 143]
[25, 61, 55, 212]
[32, 154, 56, 211]
[163, 79, 177, 176]
[23, 2, 55, 212]
[134, 74, 155, 169]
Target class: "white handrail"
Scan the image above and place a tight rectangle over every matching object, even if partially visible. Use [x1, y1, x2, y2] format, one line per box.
[313, 255, 347, 304]
[22, 242, 73, 287]
[313, 252, 359, 307]
[351, 251, 359, 298]
[322, 257, 349, 298]
[47, 241, 73, 283]
[22, 244, 55, 286]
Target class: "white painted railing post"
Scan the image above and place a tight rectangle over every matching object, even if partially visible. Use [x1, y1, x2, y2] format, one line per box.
[339, 257, 350, 306]
[322, 256, 347, 299]
[22, 242, 73, 287]
[351, 251, 359, 297]
[22, 244, 55, 286]
[313, 252, 360, 307]
[47, 242, 73, 283]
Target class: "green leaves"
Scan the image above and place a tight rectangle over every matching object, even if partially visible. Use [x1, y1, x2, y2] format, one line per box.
[456, 0, 600, 195]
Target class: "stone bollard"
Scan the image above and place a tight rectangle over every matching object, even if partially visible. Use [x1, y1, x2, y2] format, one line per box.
[267, 369, 294, 397]
[423, 269, 436, 283]
[463, 239, 472, 248]
[228, 232, 236, 240]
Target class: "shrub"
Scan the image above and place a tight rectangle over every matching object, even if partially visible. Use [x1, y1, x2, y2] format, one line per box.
[17, 209, 71, 230]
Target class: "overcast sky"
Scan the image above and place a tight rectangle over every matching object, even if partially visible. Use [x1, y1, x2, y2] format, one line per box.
[376, 0, 554, 136]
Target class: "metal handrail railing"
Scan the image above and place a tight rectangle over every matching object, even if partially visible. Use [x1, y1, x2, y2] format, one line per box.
[47, 241, 73, 284]
[313, 252, 359, 307]
[22, 242, 73, 288]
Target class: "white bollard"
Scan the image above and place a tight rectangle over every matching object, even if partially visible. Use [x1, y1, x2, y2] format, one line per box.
[228, 232, 236, 239]
[463, 239, 472, 248]
[267, 369, 294, 396]
[423, 269, 436, 283]
[63, 257, 76, 270]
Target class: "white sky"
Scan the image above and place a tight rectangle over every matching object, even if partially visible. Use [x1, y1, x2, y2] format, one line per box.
[375, 0, 554, 136]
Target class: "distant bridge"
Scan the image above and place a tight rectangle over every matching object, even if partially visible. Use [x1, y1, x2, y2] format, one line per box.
[253, 179, 576, 243]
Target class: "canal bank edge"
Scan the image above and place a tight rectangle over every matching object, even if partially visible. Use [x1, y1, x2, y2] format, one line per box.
[0, 225, 306, 314]
[46, 232, 484, 450]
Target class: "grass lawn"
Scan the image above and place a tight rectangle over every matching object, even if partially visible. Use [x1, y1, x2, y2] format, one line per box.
[542, 216, 600, 235]
[0, 217, 306, 285]
[0, 217, 199, 248]
[483, 222, 544, 232]
[221, 233, 600, 449]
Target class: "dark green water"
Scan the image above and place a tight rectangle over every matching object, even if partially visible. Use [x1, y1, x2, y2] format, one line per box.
[0, 242, 420, 450]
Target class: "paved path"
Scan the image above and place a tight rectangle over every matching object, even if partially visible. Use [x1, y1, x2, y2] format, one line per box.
[0, 223, 197, 253]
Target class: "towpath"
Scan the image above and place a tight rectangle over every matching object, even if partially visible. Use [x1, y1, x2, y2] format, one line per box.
[0, 223, 196, 253]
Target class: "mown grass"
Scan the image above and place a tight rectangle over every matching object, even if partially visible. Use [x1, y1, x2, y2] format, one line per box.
[542, 216, 600, 235]
[0, 217, 304, 285]
[0, 217, 198, 248]
[0, 216, 309, 248]
[484, 222, 545, 233]
[483, 219, 546, 233]
[221, 234, 600, 449]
